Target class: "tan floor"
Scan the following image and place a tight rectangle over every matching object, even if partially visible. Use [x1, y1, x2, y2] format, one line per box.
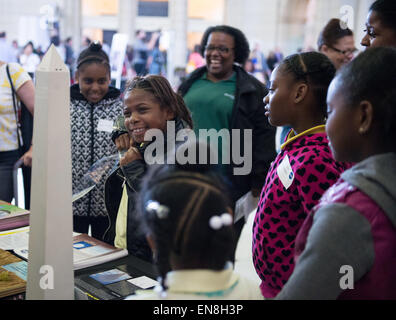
[234, 209, 261, 286]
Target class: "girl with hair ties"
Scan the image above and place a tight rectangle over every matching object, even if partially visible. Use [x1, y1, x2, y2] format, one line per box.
[125, 162, 264, 300]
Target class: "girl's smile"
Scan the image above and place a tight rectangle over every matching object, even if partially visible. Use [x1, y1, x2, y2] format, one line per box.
[123, 89, 174, 144]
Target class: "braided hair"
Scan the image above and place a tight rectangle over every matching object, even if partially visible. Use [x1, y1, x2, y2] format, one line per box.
[76, 41, 110, 74]
[137, 162, 235, 294]
[124, 75, 193, 129]
[278, 51, 336, 117]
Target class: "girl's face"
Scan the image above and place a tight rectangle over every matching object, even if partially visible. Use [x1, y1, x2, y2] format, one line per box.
[123, 89, 174, 144]
[76, 63, 110, 103]
[326, 78, 362, 163]
[204, 32, 235, 81]
[361, 10, 396, 48]
[264, 66, 296, 127]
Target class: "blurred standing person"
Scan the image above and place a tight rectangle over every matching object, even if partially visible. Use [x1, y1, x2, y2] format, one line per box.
[64, 37, 75, 79]
[0, 32, 17, 63]
[148, 37, 165, 75]
[49, 35, 66, 62]
[266, 50, 278, 72]
[81, 36, 91, 53]
[178, 25, 277, 245]
[132, 30, 160, 76]
[186, 44, 205, 74]
[19, 41, 41, 79]
[250, 43, 271, 84]
[12, 40, 20, 62]
[318, 18, 357, 70]
[0, 60, 34, 206]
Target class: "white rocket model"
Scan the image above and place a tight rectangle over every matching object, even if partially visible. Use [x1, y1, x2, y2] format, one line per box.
[26, 44, 74, 299]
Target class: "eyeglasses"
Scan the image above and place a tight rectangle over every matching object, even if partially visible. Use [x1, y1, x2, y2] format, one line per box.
[328, 45, 358, 56]
[204, 45, 234, 54]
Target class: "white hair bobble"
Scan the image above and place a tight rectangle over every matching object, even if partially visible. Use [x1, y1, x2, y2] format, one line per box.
[146, 200, 169, 219]
[209, 213, 233, 230]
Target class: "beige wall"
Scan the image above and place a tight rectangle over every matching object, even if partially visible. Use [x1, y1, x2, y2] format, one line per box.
[0, 0, 375, 63]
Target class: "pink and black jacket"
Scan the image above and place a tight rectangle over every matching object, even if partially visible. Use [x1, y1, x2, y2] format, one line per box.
[252, 126, 348, 298]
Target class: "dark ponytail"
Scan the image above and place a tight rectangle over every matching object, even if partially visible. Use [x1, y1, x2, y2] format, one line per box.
[279, 51, 336, 117]
[76, 41, 110, 73]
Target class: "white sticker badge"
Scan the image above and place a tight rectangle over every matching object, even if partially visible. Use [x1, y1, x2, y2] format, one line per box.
[97, 119, 114, 133]
[276, 154, 294, 190]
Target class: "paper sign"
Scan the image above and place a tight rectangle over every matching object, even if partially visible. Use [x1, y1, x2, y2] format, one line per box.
[276, 154, 294, 190]
[127, 276, 159, 289]
[97, 119, 114, 133]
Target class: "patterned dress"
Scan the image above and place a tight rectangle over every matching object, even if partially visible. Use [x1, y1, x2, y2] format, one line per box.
[70, 84, 123, 219]
[252, 125, 349, 298]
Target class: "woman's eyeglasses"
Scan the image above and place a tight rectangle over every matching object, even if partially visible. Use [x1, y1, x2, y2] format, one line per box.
[328, 45, 358, 56]
[204, 45, 234, 54]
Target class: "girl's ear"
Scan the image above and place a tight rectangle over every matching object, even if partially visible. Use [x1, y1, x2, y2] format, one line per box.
[320, 45, 330, 55]
[294, 82, 308, 104]
[357, 100, 374, 134]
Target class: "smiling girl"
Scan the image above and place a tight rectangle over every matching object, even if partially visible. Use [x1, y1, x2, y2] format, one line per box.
[71, 42, 124, 240]
[103, 75, 193, 262]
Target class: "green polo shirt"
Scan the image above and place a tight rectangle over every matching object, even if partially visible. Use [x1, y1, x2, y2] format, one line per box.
[183, 72, 236, 173]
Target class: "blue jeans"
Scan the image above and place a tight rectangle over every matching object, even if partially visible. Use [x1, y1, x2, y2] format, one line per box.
[0, 150, 20, 202]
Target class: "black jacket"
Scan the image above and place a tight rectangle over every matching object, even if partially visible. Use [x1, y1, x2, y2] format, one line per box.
[178, 65, 276, 202]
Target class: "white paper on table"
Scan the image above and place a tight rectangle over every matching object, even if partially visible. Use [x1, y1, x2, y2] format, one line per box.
[234, 191, 259, 223]
[127, 276, 159, 289]
[0, 227, 30, 250]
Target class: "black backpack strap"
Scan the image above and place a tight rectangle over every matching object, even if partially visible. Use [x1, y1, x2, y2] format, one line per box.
[6, 64, 22, 149]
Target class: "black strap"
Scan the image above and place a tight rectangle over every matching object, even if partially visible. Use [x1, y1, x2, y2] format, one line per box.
[6, 64, 22, 149]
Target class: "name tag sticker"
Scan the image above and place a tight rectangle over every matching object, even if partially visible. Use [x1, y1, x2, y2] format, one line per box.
[277, 154, 294, 190]
[97, 119, 113, 133]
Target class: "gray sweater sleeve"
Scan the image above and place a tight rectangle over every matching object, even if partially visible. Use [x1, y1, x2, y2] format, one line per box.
[276, 203, 375, 300]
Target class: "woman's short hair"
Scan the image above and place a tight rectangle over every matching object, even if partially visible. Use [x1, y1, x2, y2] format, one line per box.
[200, 25, 250, 65]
